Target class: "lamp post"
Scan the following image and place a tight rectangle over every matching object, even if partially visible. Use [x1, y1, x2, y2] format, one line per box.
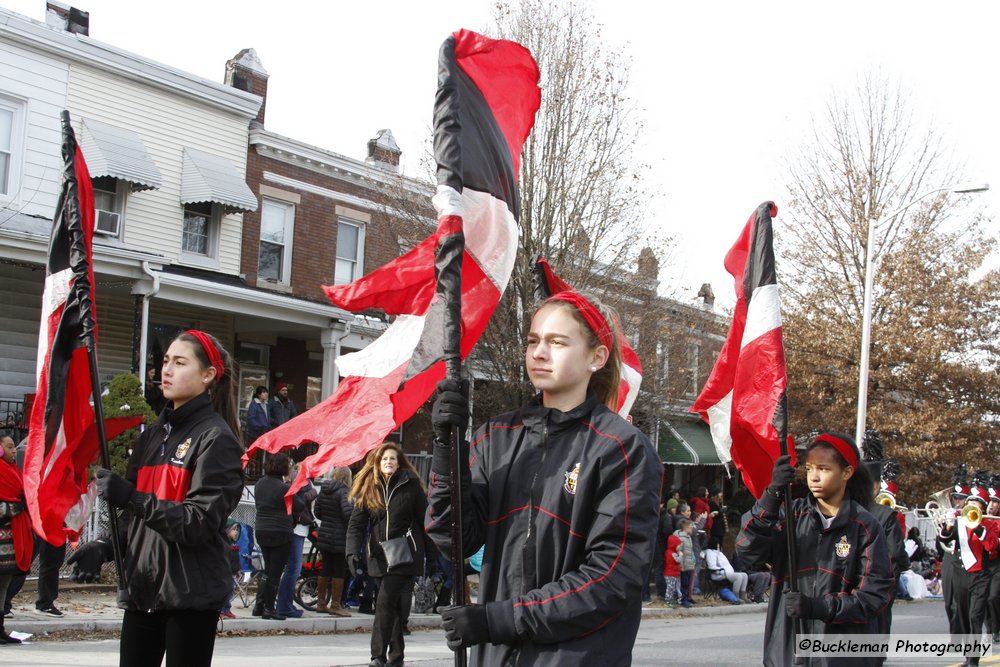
[854, 182, 989, 447]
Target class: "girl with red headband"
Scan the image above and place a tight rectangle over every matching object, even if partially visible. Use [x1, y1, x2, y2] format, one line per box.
[96, 330, 243, 667]
[425, 293, 662, 666]
[736, 432, 893, 666]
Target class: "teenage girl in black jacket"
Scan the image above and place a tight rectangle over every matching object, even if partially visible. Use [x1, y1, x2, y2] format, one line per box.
[427, 293, 662, 666]
[314, 466, 354, 616]
[96, 330, 244, 667]
[736, 433, 892, 667]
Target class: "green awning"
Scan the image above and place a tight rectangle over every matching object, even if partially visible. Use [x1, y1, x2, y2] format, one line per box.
[659, 419, 723, 466]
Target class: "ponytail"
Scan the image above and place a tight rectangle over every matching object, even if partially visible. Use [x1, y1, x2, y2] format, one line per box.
[174, 331, 241, 441]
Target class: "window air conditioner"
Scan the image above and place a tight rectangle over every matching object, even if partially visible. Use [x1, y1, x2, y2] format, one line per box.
[95, 209, 121, 236]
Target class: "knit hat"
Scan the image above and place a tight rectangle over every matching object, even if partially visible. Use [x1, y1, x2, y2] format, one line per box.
[276, 382, 288, 392]
[665, 498, 679, 511]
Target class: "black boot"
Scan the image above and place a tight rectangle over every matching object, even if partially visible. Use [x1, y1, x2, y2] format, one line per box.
[261, 576, 285, 621]
[252, 574, 267, 617]
[0, 619, 20, 645]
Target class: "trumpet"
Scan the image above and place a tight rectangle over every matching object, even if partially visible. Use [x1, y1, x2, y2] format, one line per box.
[960, 503, 1000, 530]
[874, 491, 908, 512]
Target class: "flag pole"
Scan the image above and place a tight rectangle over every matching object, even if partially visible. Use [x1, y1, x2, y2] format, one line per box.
[61, 110, 129, 602]
[436, 219, 467, 667]
[776, 394, 804, 664]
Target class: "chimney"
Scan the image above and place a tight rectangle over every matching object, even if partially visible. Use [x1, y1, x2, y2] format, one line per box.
[636, 246, 659, 283]
[225, 49, 268, 124]
[46, 2, 89, 35]
[366, 129, 402, 172]
[697, 283, 715, 310]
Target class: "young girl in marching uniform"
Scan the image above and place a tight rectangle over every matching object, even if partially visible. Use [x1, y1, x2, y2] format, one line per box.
[426, 293, 662, 666]
[736, 432, 892, 667]
[96, 330, 244, 667]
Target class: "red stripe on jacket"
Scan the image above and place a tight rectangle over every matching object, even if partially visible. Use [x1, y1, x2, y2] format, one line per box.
[136, 464, 192, 502]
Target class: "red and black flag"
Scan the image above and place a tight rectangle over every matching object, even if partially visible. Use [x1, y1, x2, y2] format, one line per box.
[22, 113, 140, 545]
[692, 202, 789, 498]
[244, 30, 541, 504]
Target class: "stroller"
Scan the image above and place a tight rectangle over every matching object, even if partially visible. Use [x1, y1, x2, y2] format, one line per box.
[230, 522, 263, 608]
[294, 525, 324, 611]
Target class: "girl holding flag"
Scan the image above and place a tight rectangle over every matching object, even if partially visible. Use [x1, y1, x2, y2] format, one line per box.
[426, 291, 662, 666]
[96, 330, 243, 667]
[735, 433, 892, 666]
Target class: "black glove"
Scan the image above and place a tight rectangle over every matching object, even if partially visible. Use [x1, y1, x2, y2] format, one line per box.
[441, 604, 491, 650]
[95, 468, 136, 509]
[432, 379, 470, 443]
[973, 525, 987, 539]
[769, 455, 796, 490]
[347, 554, 362, 576]
[66, 539, 111, 583]
[784, 591, 828, 620]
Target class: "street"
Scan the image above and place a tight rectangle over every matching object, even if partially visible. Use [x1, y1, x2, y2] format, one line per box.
[4, 599, 993, 666]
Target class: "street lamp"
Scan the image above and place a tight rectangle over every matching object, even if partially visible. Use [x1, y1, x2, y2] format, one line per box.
[854, 182, 989, 447]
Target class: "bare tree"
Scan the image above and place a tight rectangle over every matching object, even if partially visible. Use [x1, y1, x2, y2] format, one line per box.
[781, 72, 1000, 501]
[473, 0, 667, 417]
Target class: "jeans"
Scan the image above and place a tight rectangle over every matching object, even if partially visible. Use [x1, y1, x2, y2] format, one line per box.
[277, 533, 305, 614]
[680, 570, 694, 604]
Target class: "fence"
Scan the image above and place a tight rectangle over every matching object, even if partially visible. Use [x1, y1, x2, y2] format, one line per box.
[0, 398, 27, 443]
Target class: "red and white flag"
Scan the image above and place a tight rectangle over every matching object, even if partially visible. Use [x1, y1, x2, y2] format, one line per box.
[23, 113, 142, 546]
[532, 256, 643, 416]
[691, 202, 789, 499]
[244, 30, 540, 504]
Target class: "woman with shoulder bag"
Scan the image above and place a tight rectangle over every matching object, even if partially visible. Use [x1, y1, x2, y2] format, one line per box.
[345, 442, 427, 667]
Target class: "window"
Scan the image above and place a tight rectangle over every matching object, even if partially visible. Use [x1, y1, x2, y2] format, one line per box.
[182, 201, 216, 257]
[258, 198, 294, 284]
[656, 340, 669, 386]
[92, 176, 126, 239]
[335, 218, 365, 284]
[686, 343, 700, 397]
[0, 97, 25, 198]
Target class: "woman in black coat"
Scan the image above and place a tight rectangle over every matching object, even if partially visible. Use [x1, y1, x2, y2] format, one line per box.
[346, 442, 427, 667]
[314, 466, 354, 616]
[253, 452, 304, 620]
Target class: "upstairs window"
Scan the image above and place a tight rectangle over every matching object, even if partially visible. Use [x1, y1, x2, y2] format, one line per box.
[182, 201, 216, 257]
[258, 198, 294, 284]
[0, 98, 25, 199]
[335, 218, 365, 284]
[92, 176, 126, 239]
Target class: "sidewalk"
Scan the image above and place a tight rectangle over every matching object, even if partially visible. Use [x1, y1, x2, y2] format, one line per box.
[5, 581, 767, 637]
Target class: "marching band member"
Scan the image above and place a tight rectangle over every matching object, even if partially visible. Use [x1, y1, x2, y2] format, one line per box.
[938, 464, 970, 636]
[861, 430, 909, 636]
[736, 432, 892, 667]
[986, 475, 1000, 645]
[939, 471, 998, 667]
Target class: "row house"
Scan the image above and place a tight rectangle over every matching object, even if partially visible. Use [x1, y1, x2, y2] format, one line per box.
[0, 4, 435, 457]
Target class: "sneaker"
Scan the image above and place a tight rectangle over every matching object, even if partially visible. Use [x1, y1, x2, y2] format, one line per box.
[2, 610, 11, 618]
[220, 611, 236, 619]
[36, 605, 63, 617]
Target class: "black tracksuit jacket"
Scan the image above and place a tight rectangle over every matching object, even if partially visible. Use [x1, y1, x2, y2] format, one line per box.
[122, 392, 244, 612]
[425, 394, 663, 666]
[736, 494, 893, 667]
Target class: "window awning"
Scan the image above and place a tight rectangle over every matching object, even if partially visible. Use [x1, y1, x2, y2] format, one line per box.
[659, 419, 724, 466]
[80, 118, 163, 191]
[180, 147, 258, 213]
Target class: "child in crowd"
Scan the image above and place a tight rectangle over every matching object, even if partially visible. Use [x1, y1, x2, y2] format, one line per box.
[674, 518, 696, 608]
[663, 530, 684, 607]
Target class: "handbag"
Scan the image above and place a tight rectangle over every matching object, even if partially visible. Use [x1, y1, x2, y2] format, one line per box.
[379, 528, 414, 569]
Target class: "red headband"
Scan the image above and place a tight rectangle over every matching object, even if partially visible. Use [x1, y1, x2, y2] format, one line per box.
[813, 433, 858, 469]
[184, 329, 225, 380]
[546, 291, 613, 352]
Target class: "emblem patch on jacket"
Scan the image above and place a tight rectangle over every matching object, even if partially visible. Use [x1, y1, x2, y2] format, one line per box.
[835, 535, 851, 559]
[564, 462, 581, 495]
[173, 438, 192, 460]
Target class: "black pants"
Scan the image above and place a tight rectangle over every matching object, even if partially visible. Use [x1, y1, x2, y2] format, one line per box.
[987, 561, 1000, 636]
[950, 559, 972, 637]
[320, 550, 348, 579]
[372, 574, 409, 663]
[120, 609, 219, 667]
[943, 551, 958, 630]
[259, 541, 291, 610]
[4, 534, 65, 611]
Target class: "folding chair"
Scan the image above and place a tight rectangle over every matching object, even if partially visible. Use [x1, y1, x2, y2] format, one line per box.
[231, 522, 263, 608]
